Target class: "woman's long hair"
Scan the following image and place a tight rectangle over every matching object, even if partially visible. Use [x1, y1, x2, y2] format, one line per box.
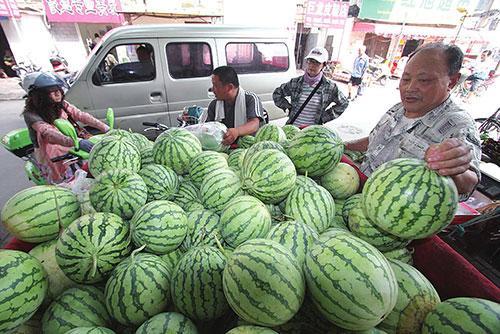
[23, 87, 65, 124]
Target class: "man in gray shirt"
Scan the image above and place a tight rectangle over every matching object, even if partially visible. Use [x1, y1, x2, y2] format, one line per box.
[346, 43, 481, 201]
[207, 66, 266, 145]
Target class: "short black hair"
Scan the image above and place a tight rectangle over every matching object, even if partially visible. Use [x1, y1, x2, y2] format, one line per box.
[410, 42, 464, 76]
[212, 66, 239, 87]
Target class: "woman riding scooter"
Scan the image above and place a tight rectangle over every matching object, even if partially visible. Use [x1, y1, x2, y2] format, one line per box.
[22, 72, 109, 183]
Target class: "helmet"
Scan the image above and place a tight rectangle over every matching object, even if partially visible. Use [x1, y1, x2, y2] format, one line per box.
[21, 72, 67, 93]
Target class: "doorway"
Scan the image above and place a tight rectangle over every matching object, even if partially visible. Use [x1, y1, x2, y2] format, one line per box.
[0, 24, 16, 77]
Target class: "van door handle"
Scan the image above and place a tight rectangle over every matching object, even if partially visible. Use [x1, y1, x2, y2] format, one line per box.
[207, 87, 215, 99]
[150, 91, 163, 103]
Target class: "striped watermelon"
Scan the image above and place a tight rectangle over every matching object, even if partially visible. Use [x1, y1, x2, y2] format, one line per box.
[320, 162, 360, 199]
[282, 125, 300, 140]
[140, 146, 154, 166]
[135, 312, 198, 334]
[238, 135, 256, 148]
[174, 180, 202, 209]
[105, 128, 133, 139]
[255, 124, 287, 143]
[0, 250, 47, 334]
[160, 247, 185, 269]
[105, 252, 172, 326]
[220, 195, 272, 248]
[348, 202, 410, 252]
[89, 136, 141, 176]
[286, 125, 343, 177]
[128, 132, 153, 151]
[422, 297, 500, 334]
[189, 151, 229, 187]
[90, 169, 147, 220]
[362, 158, 458, 239]
[242, 141, 285, 167]
[329, 198, 348, 230]
[170, 246, 229, 320]
[41, 286, 111, 334]
[227, 326, 279, 334]
[56, 212, 131, 283]
[379, 259, 440, 334]
[241, 149, 296, 204]
[29, 239, 76, 302]
[130, 200, 188, 255]
[201, 169, 243, 213]
[64, 327, 116, 334]
[153, 128, 202, 175]
[182, 209, 220, 250]
[342, 194, 362, 224]
[1, 185, 80, 242]
[227, 148, 247, 171]
[223, 239, 305, 326]
[138, 164, 179, 202]
[295, 175, 318, 187]
[304, 232, 398, 331]
[284, 183, 335, 233]
[266, 221, 318, 266]
[383, 247, 414, 266]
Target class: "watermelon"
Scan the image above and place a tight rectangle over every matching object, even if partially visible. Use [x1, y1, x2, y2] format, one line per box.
[241, 149, 296, 204]
[89, 136, 141, 176]
[379, 259, 440, 334]
[174, 180, 202, 209]
[362, 158, 459, 239]
[29, 240, 76, 302]
[160, 247, 185, 269]
[348, 202, 410, 252]
[0, 250, 47, 334]
[320, 162, 360, 199]
[128, 132, 153, 151]
[105, 128, 133, 139]
[329, 198, 348, 230]
[153, 128, 202, 175]
[56, 212, 131, 283]
[189, 151, 229, 187]
[266, 221, 318, 266]
[1, 185, 80, 242]
[255, 124, 286, 143]
[242, 141, 285, 167]
[201, 169, 243, 213]
[294, 175, 318, 187]
[383, 247, 414, 266]
[227, 326, 279, 334]
[286, 125, 343, 177]
[223, 239, 305, 327]
[304, 232, 398, 331]
[105, 252, 172, 326]
[284, 183, 335, 233]
[42, 286, 111, 334]
[182, 209, 220, 250]
[135, 312, 198, 334]
[130, 200, 188, 255]
[282, 125, 300, 140]
[342, 194, 362, 224]
[138, 164, 179, 202]
[238, 135, 255, 148]
[64, 327, 116, 334]
[170, 246, 229, 320]
[140, 146, 154, 166]
[421, 297, 500, 334]
[90, 169, 148, 220]
[227, 148, 247, 171]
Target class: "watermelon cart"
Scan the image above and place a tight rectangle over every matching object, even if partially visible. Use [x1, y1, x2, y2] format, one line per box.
[1, 124, 499, 333]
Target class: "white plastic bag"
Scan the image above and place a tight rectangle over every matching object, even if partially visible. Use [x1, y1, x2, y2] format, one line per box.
[184, 121, 229, 152]
[60, 170, 96, 215]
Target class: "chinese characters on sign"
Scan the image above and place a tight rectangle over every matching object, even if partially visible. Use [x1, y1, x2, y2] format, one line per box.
[0, 0, 20, 18]
[304, 0, 350, 29]
[43, 0, 123, 23]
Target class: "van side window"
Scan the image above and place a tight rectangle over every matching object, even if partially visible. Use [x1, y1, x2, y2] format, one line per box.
[92, 43, 155, 85]
[226, 43, 289, 74]
[166, 43, 213, 79]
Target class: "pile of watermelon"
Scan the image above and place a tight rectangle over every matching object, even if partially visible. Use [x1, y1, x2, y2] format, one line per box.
[1, 124, 499, 334]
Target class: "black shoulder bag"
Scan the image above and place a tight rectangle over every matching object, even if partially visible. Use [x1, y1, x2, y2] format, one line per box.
[286, 77, 323, 125]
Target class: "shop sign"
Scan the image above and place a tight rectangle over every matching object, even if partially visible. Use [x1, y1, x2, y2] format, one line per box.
[359, 0, 478, 25]
[0, 0, 20, 18]
[304, 0, 350, 29]
[43, 0, 124, 23]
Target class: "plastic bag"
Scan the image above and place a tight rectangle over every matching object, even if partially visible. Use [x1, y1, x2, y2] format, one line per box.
[59, 169, 96, 215]
[184, 121, 229, 152]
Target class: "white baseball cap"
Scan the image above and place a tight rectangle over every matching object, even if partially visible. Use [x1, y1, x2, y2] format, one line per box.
[305, 47, 328, 64]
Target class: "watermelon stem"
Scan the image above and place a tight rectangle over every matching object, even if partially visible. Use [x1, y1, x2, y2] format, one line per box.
[213, 233, 229, 259]
[90, 253, 98, 279]
[131, 244, 147, 261]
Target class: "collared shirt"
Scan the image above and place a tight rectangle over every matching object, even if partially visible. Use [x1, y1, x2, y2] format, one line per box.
[273, 75, 349, 125]
[352, 54, 369, 78]
[361, 98, 482, 200]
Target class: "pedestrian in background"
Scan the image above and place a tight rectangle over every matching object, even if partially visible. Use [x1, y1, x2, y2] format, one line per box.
[348, 45, 369, 101]
[273, 47, 348, 127]
[467, 50, 493, 92]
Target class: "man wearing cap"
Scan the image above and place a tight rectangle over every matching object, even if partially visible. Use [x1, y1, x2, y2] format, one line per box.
[273, 47, 348, 127]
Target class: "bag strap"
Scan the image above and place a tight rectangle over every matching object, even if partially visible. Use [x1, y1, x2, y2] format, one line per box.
[286, 77, 323, 125]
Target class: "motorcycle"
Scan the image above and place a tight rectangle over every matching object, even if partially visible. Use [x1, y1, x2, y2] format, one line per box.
[365, 56, 390, 87]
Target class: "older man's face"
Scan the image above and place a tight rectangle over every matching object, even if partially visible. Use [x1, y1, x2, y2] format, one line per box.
[399, 49, 458, 116]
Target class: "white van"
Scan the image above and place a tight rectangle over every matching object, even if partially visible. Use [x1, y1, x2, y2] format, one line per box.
[66, 24, 296, 133]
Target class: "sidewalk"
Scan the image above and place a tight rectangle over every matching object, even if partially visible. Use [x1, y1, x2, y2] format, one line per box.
[0, 78, 25, 101]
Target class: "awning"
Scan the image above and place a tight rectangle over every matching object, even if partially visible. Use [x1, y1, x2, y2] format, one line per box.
[353, 22, 456, 39]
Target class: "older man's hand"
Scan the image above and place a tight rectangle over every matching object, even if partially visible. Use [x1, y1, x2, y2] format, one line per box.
[223, 128, 239, 146]
[425, 138, 472, 176]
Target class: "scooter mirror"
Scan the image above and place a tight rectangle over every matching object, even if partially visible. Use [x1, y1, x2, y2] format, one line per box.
[106, 107, 114, 130]
[54, 118, 80, 150]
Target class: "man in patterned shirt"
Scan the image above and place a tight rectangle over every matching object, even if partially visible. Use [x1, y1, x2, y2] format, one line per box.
[272, 47, 349, 127]
[346, 43, 481, 200]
